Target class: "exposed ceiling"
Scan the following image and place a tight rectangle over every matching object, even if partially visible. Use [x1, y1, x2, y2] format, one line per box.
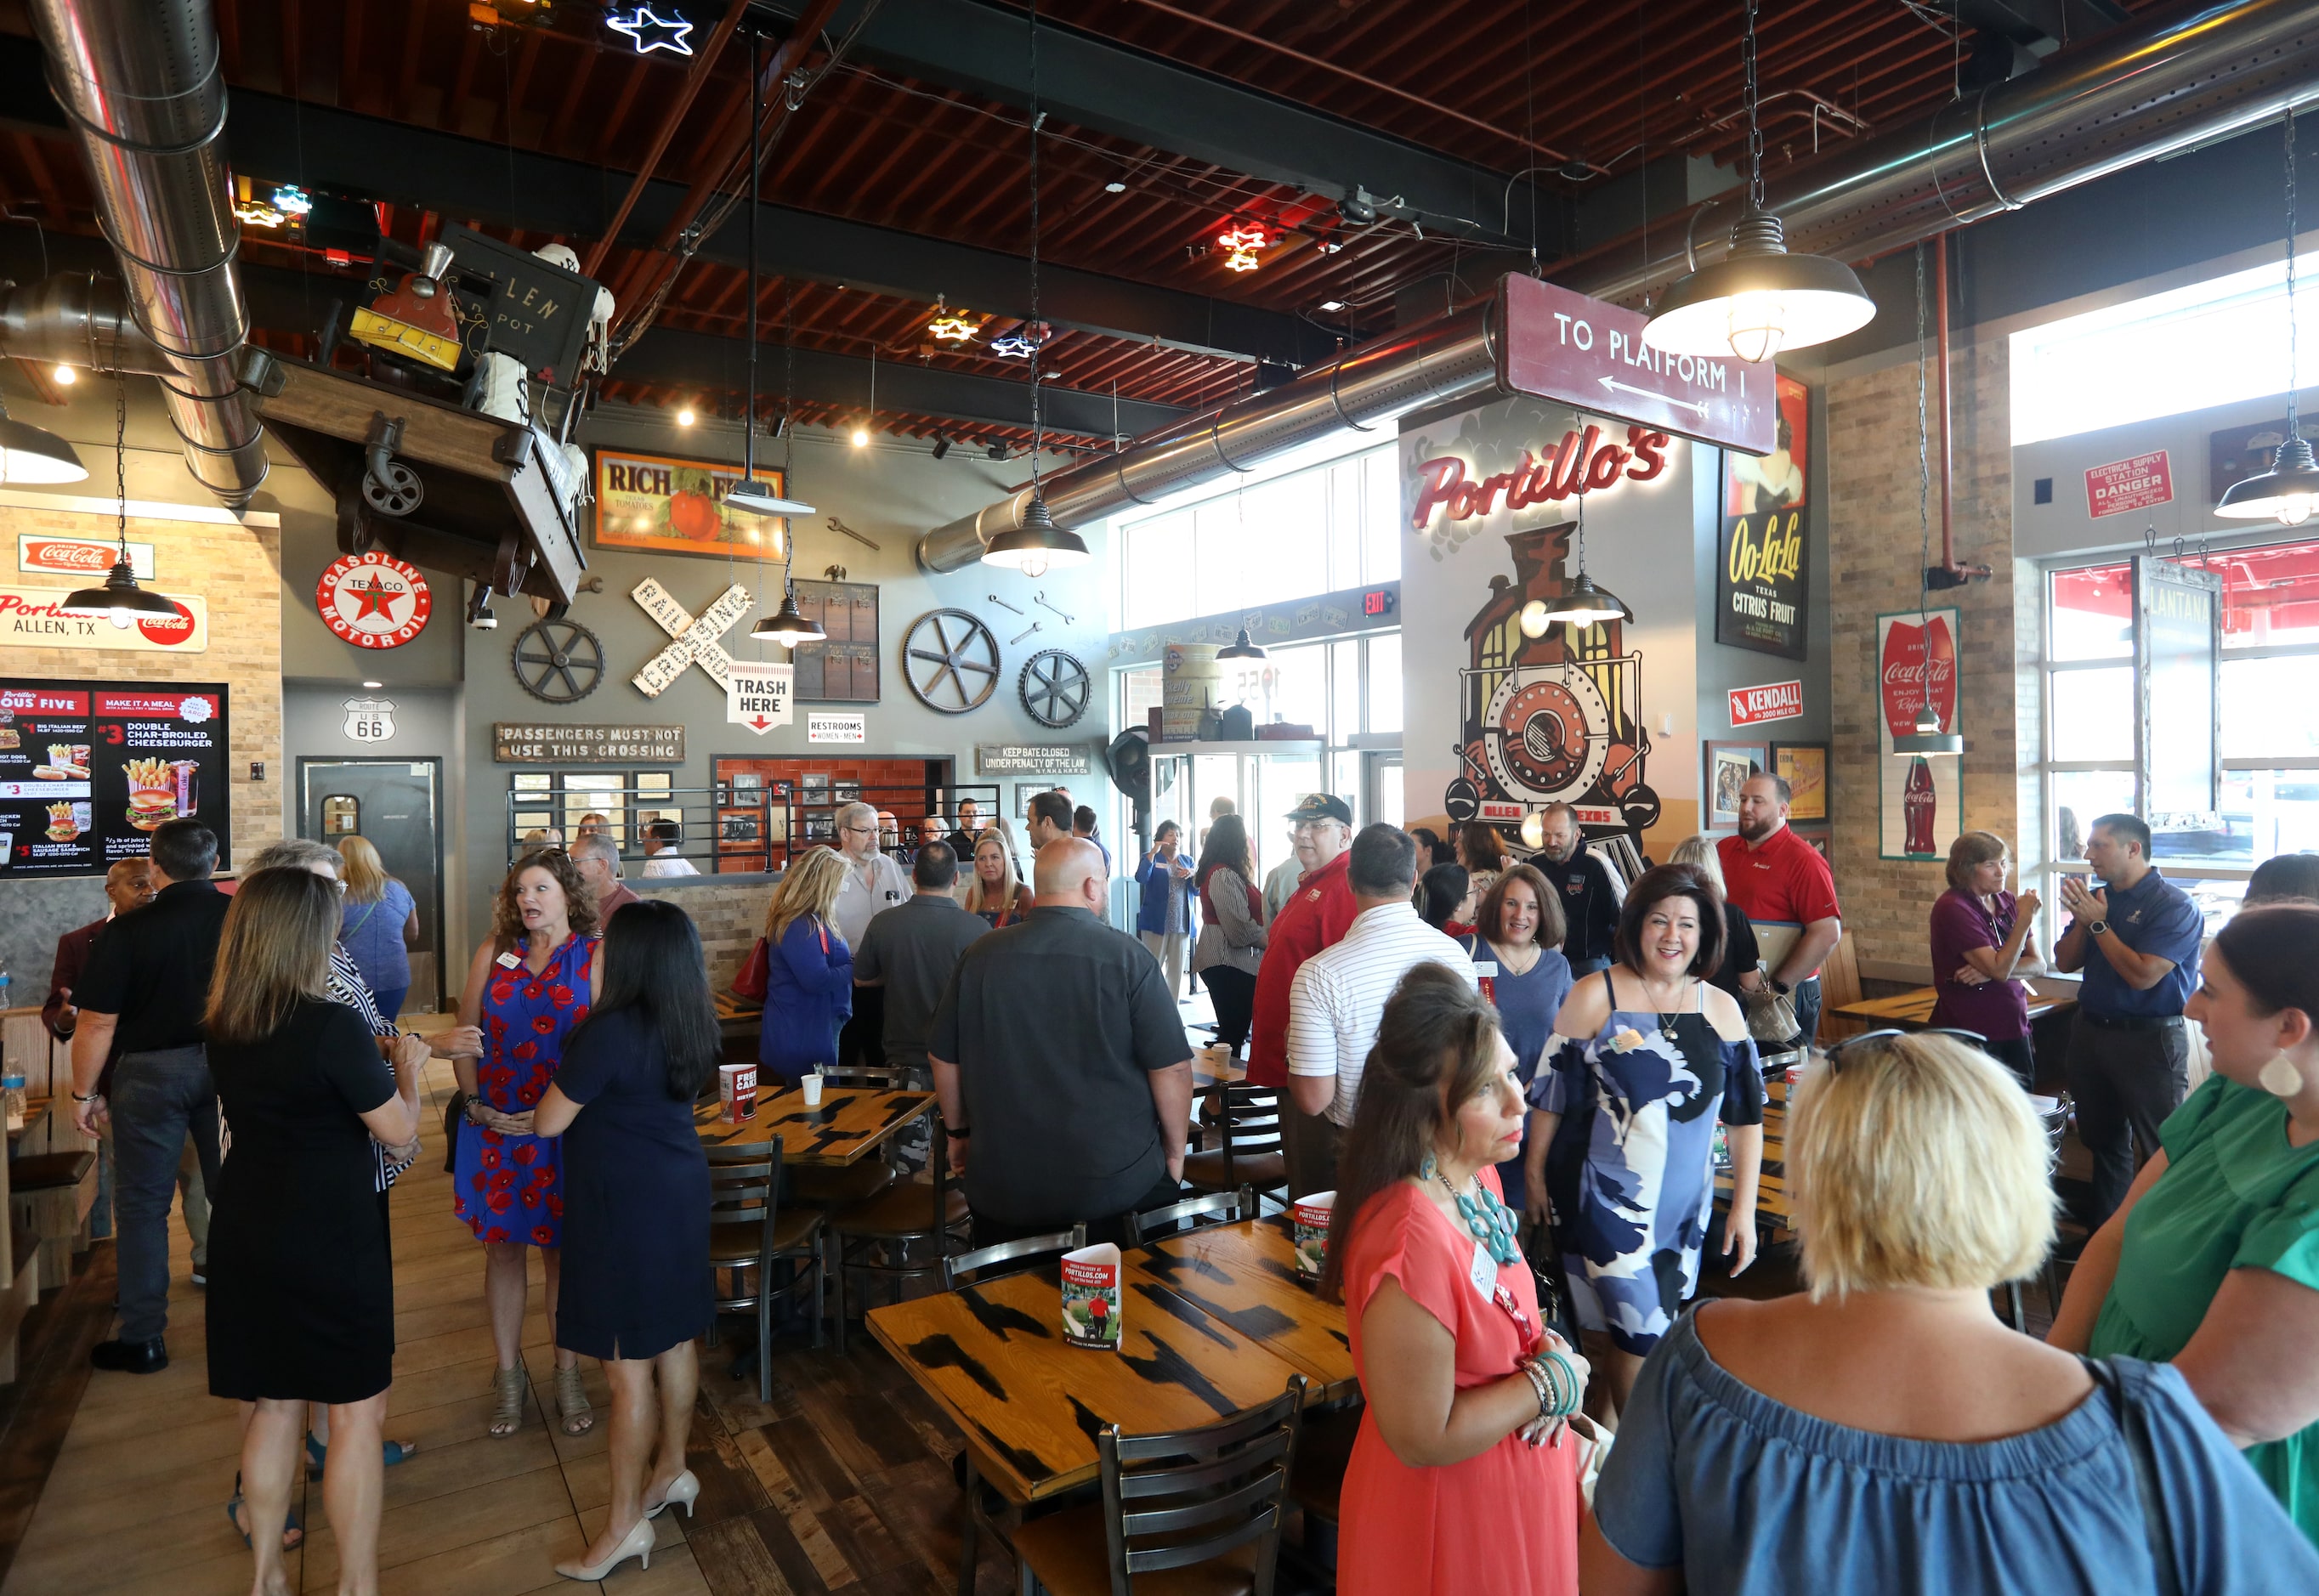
[0, 0, 2156, 453]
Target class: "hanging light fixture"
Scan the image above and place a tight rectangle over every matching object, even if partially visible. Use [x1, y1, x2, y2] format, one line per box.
[927, 297, 978, 343]
[1531, 475, 1631, 630]
[62, 375, 176, 622]
[2219, 108, 2319, 528]
[1217, 626, 1267, 659]
[983, 1, 1089, 580]
[1217, 224, 1267, 273]
[0, 389, 88, 485]
[1641, 0, 1874, 363]
[1895, 243, 1963, 758]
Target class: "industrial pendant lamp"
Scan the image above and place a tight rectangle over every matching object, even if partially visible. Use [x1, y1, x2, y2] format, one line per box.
[1216, 490, 1267, 658]
[1641, 0, 1874, 363]
[982, 0, 1089, 580]
[0, 393, 87, 485]
[62, 376, 175, 623]
[2218, 107, 2319, 528]
[1895, 244, 1963, 758]
[1525, 484, 1631, 631]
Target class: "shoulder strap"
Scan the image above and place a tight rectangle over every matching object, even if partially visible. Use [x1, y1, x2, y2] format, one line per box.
[343, 899, 380, 937]
[2085, 1359, 2183, 1596]
[1603, 964, 1623, 1010]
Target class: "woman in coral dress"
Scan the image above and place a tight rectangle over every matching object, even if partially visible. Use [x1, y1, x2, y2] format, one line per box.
[436, 847, 603, 1441]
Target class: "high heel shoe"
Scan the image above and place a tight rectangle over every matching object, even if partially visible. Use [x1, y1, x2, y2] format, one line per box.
[553, 1516, 655, 1582]
[644, 1469, 700, 1520]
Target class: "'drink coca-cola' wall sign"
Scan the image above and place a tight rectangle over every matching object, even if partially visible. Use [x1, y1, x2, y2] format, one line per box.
[1876, 607, 1961, 861]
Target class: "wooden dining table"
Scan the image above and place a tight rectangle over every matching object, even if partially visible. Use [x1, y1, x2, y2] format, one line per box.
[1123, 1214, 1356, 1401]
[1715, 1073, 1793, 1233]
[1831, 986, 2073, 1029]
[693, 1084, 933, 1167]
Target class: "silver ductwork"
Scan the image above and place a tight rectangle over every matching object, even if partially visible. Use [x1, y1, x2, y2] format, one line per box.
[0, 272, 179, 376]
[21, 0, 265, 503]
[921, 0, 2319, 570]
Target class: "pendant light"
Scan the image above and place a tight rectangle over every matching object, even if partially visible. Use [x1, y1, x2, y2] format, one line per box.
[61, 374, 176, 623]
[1217, 626, 1267, 659]
[2218, 107, 2319, 528]
[1641, 0, 1874, 363]
[982, 0, 1089, 579]
[739, 31, 825, 648]
[0, 393, 87, 485]
[1894, 243, 1963, 758]
[1525, 477, 1631, 631]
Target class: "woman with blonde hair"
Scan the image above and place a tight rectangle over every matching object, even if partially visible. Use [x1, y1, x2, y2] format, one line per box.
[758, 846, 853, 1085]
[1582, 1030, 2319, 1594]
[961, 824, 1035, 928]
[434, 847, 604, 1440]
[204, 867, 422, 1596]
[334, 834, 420, 1019]
[1668, 835, 1764, 1005]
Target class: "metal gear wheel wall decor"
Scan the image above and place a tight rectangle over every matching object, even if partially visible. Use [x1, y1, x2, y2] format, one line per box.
[901, 608, 1001, 714]
[1019, 648, 1091, 728]
[511, 616, 606, 703]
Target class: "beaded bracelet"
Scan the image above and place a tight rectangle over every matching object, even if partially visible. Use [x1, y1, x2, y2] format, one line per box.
[1517, 1358, 1554, 1421]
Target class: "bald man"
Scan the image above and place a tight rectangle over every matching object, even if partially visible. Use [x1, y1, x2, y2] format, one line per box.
[930, 837, 1194, 1246]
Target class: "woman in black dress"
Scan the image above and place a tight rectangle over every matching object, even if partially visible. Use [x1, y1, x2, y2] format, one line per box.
[533, 899, 717, 1582]
[205, 867, 419, 1596]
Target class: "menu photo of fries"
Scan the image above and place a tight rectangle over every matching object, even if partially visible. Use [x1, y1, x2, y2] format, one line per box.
[35, 742, 90, 780]
[46, 801, 86, 841]
[124, 756, 179, 830]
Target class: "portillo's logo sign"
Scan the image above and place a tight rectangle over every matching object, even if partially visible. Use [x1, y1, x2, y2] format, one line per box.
[1410, 422, 1670, 529]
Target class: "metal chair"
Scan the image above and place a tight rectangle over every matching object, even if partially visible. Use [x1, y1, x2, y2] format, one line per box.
[707, 1138, 826, 1399]
[829, 1114, 972, 1352]
[1126, 1185, 1256, 1248]
[1009, 1373, 1307, 1596]
[2004, 1093, 2077, 1330]
[943, 1224, 1089, 1292]
[1182, 1085, 1285, 1208]
[787, 1067, 910, 1209]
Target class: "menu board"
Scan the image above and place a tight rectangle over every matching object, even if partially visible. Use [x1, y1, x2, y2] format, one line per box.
[0, 677, 230, 876]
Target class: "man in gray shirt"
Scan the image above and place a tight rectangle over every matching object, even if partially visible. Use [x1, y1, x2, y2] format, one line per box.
[853, 841, 985, 1086]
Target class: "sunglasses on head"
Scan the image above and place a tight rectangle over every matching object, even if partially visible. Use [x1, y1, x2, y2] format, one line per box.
[1822, 1026, 1992, 1072]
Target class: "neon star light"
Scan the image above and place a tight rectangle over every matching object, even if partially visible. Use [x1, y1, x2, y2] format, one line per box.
[606, 5, 695, 56]
[271, 184, 314, 218]
[1217, 224, 1268, 272]
[928, 306, 978, 342]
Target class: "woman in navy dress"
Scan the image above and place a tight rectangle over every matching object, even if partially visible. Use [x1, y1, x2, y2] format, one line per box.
[1459, 863, 1573, 1214]
[1523, 863, 1764, 1412]
[435, 847, 603, 1440]
[758, 845, 853, 1085]
[536, 898, 717, 1582]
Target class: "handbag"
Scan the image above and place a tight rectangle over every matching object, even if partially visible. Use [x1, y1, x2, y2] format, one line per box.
[1742, 960, 1800, 1045]
[1523, 1218, 1584, 1355]
[733, 935, 771, 1001]
[442, 1089, 467, 1173]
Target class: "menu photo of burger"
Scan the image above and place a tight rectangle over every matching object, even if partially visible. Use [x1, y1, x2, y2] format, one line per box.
[123, 756, 179, 830]
[46, 801, 88, 842]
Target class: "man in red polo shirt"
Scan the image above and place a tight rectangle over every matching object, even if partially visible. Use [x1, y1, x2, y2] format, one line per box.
[1249, 794, 1358, 1194]
[1715, 772, 1842, 1048]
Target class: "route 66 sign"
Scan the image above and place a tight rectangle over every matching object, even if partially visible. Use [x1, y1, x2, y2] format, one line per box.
[316, 552, 433, 649]
[342, 697, 395, 743]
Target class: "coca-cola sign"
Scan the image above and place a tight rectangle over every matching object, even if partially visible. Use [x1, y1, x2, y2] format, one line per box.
[1876, 607, 1962, 862]
[17, 534, 155, 580]
[1878, 614, 1958, 740]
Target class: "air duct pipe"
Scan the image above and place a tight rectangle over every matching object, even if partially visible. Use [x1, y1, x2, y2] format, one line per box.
[920, 0, 2319, 570]
[0, 272, 181, 377]
[23, 0, 266, 504]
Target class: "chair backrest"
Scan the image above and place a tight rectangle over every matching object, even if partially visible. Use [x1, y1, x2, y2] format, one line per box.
[819, 1066, 908, 1090]
[1127, 1186, 1255, 1248]
[708, 1137, 784, 1254]
[1213, 1085, 1283, 1177]
[1815, 930, 1865, 1042]
[1097, 1374, 1306, 1596]
[942, 1223, 1088, 1291]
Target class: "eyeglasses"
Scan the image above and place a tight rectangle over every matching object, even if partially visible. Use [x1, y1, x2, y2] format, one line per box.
[841, 824, 876, 836]
[1822, 1026, 1991, 1072]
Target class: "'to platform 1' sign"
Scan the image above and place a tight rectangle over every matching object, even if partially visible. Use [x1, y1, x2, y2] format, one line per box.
[1497, 274, 1776, 456]
[316, 552, 433, 649]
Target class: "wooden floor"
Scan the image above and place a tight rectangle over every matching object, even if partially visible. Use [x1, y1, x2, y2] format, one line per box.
[0, 1056, 1018, 1596]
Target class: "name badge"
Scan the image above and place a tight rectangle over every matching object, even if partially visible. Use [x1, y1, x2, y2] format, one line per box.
[1469, 1240, 1497, 1299]
[1473, 961, 1499, 978]
[495, 951, 522, 969]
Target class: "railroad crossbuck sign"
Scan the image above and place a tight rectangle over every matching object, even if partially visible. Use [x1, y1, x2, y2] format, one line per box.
[630, 578, 752, 697]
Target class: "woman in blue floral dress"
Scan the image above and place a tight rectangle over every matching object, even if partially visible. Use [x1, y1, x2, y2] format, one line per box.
[1522, 863, 1764, 1412]
[435, 847, 603, 1440]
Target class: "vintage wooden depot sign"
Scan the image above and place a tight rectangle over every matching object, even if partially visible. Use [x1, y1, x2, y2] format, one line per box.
[492, 722, 685, 763]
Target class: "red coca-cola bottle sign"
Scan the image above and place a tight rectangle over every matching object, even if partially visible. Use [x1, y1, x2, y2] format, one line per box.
[1880, 616, 1958, 740]
[1903, 756, 1936, 856]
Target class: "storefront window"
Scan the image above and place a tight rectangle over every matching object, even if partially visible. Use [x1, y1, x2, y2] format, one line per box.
[2049, 668, 2135, 761]
[1368, 632, 1403, 733]
[2050, 564, 2134, 661]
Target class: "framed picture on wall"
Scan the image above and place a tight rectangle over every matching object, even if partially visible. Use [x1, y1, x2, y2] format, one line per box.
[1793, 824, 1831, 861]
[1771, 741, 1829, 823]
[1704, 740, 1769, 829]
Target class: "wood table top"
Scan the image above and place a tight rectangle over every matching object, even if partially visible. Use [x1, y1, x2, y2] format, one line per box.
[1122, 1215, 1356, 1401]
[1831, 986, 2072, 1027]
[712, 991, 764, 1024]
[864, 1257, 1312, 1503]
[693, 1086, 932, 1166]
[1716, 1074, 1790, 1231]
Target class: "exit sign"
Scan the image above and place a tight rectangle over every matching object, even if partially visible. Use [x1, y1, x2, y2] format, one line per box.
[1362, 588, 1396, 618]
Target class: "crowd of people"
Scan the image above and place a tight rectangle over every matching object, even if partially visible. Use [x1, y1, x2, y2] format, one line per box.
[33, 774, 2319, 1593]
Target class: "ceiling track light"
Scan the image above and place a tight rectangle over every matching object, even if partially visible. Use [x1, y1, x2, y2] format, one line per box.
[1641, 0, 1874, 363]
[2218, 106, 2319, 529]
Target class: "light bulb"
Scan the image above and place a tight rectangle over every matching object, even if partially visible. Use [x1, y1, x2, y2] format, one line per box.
[676, 407, 696, 427]
[1019, 553, 1049, 580]
[52, 365, 74, 386]
[1518, 599, 1549, 638]
[2278, 495, 2315, 528]
[1726, 291, 1786, 364]
[110, 605, 133, 629]
[851, 427, 869, 447]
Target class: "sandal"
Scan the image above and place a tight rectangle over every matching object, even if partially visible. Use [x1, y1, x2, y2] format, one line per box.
[226, 1472, 303, 1551]
[305, 1429, 417, 1480]
[554, 1362, 596, 1437]
[487, 1365, 527, 1438]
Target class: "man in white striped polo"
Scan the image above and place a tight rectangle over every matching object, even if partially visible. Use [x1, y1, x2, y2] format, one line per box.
[1285, 824, 1478, 1193]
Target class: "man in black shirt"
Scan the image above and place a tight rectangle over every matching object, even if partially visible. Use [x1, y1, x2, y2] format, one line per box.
[854, 842, 985, 1085]
[1532, 803, 1619, 976]
[930, 838, 1193, 1246]
[944, 796, 984, 862]
[70, 819, 232, 1373]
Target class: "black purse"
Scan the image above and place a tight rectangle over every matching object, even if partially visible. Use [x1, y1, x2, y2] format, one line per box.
[442, 1089, 468, 1172]
[1524, 1216, 1584, 1352]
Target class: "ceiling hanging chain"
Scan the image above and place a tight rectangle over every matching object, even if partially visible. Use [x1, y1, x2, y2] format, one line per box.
[1744, 0, 1766, 214]
[1028, 0, 1045, 501]
[2217, 105, 2319, 526]
[114, 367, 128, 557]
[1915, 241, 1932, 636]
[2288, 101, 2300, 444]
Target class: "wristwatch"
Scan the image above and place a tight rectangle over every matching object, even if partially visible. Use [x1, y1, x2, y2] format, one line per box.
[1771, 977, 1791, 996]
[2087, 920, 2110, 937]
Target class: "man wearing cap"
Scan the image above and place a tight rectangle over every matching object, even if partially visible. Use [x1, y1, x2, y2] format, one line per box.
[1250, 794, 1360, 1195]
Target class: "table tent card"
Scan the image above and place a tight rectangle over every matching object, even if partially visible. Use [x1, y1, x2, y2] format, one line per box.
[1061, 1242, 1123, 1350]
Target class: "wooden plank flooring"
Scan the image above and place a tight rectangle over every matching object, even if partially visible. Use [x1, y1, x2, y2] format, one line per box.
[0, 1059, 1023, 1596]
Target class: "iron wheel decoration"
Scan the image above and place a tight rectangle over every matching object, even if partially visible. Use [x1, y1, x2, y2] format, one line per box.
[511, 617, 605, 703]
[1019, 648, 1091, 727]
[902, 608, 1001, 714]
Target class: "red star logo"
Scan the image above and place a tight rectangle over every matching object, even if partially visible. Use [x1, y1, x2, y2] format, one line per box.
[345, 575, 402, 620]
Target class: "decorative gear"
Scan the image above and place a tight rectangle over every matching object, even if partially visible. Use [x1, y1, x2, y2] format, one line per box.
[902, 608, 1000, 714]
[511, 617, 605, 703]
[1019, 648, 1091, 728]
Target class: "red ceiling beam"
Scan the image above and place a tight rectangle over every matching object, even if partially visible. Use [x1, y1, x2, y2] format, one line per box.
[581, 0, 753, 279]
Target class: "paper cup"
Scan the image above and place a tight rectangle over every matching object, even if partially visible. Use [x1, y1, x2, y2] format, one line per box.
[1291, 1191, 1335, 1281]
[802, 1071, 824, 1108]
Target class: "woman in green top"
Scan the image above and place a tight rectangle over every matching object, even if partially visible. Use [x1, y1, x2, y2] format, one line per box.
[2050, 903, 2319, 1541]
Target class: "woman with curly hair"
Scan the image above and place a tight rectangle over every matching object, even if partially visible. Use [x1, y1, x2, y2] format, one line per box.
[433, 847, 604, 1440]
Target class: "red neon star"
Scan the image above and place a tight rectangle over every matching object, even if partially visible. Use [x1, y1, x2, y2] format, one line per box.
[345, 575, 402, 620]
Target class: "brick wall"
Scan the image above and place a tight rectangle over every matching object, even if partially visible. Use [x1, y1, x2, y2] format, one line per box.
[1825, 339, 2020, 973]
[635, 874, 774, 991]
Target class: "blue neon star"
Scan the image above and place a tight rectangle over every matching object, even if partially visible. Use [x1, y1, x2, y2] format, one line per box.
[605, 5, 695, 56]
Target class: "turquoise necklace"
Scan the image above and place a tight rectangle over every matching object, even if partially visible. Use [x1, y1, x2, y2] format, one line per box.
[1422, 1155, 1522, 1266]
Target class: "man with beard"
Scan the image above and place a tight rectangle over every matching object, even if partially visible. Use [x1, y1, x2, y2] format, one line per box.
[1530, 802, 1619, 977]
[1716, 773, 1842, 1048]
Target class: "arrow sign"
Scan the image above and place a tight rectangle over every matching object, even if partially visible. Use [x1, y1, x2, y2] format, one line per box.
[726, 661, 794, 734]
[1499, 274, 1775, 455]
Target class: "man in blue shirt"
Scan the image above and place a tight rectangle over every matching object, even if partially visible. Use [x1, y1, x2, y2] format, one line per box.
[2055, 812, 2203, 1225]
